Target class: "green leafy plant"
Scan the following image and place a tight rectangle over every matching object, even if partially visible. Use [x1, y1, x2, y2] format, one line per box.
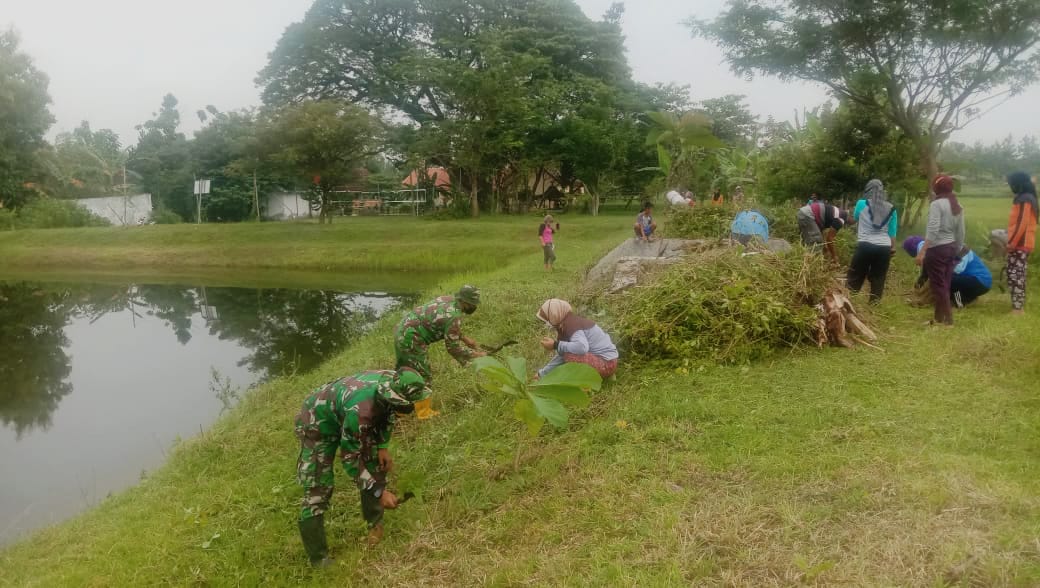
[472, 356, 602, 436]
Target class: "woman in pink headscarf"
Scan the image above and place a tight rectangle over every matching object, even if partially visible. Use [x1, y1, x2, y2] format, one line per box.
[535, 299, 619, 379]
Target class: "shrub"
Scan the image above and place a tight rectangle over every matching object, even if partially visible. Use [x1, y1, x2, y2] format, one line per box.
[611, 248, 833, 365]
[425, 191, 471, 220]
[14, 199, 111, 229]
[0, 209, 16, 231]
[150, 209, 184, 224]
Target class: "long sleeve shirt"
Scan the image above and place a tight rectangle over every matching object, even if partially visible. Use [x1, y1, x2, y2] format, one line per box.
[396, 296, 477, 364]
[926, 198, 965, 249]
[538, 325, 619, 378]
[298, 371, 396, 493]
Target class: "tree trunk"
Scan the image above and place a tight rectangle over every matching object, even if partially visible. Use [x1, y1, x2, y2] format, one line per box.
[470, 169, 480, 218]
[902, 142, 941, 227]
[320, 191, 332, 224]
[253, 170, 260, 222]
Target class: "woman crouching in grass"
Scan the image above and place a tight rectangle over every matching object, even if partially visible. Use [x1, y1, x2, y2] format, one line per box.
[535, 298, 618, 379]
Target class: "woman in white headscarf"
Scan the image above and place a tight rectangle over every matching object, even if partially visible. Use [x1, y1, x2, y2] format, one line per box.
[847, 179, 898, 303]
[535, 299, 619, 379]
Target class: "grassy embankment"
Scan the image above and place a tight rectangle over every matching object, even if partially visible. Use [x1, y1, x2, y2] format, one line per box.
[2, 202, 1039, 586]
[0, 215, 564, 276]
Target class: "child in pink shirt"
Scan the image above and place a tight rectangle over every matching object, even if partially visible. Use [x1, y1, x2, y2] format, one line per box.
[538, 215, 558, 271]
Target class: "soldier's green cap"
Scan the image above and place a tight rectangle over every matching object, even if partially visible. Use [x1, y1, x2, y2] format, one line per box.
[456, 285, 481, 306]
[387, 368, 429, 406]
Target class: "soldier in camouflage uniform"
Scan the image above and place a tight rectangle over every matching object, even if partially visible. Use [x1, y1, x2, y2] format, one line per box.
[393, 285, 485, 419]
[294, 368, 427, 566]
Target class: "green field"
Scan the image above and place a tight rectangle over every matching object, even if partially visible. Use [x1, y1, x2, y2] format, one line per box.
[1, 203, 1038, 586]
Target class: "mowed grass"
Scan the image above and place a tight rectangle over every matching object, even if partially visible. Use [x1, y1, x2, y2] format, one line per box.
[0, 212, 625, 275]
[1, 206, 1039, 586]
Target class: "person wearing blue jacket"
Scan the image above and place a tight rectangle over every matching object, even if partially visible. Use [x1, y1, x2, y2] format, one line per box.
[902, 236, 992, 307]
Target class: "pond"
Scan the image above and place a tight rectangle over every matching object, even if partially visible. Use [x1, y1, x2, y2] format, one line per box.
[0, 275, 421, 545]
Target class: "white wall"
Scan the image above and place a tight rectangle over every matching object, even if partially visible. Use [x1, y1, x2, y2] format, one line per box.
[74, 194, 152, 226]
[265, 193, 309, 221]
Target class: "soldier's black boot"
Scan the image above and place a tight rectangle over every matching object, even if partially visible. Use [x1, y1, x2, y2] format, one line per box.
[298, 515, 332, 567]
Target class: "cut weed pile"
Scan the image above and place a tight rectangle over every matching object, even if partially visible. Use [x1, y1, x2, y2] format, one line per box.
[611, 247, 838, 364]
[663, 203, 801, 244]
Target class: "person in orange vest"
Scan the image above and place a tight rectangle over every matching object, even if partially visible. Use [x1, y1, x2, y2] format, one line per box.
[1006, 172, 1038, 314]
[710, 189, 725, 206]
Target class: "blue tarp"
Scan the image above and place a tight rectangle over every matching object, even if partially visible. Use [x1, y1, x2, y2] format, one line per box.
[730, 210, 770, 241]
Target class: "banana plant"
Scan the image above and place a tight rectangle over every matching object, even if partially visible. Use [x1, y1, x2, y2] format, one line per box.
[640, 111, 726, 186]
[472, 355, 602, 436]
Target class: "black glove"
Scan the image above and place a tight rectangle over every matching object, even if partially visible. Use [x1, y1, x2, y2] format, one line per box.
[915, 276, 926, 289]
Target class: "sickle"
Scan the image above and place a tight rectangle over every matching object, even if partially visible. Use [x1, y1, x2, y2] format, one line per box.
[479, 340, 518, 354]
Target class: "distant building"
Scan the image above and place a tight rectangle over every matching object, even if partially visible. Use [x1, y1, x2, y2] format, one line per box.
[265, 192, 311, 221]
[403, 167, 451, 191]
[74, 194, 152, 226]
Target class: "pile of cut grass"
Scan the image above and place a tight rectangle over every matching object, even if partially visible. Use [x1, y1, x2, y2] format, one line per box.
[611, 247, 833, 365]
[663, 203, 803, 244]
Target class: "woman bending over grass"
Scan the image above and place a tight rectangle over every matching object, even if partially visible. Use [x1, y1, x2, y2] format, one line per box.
[535, 299, 619, 379]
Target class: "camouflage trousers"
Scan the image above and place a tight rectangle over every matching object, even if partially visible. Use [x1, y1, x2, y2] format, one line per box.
[393, 327, 433, 381]
[294, 430, 386, 527]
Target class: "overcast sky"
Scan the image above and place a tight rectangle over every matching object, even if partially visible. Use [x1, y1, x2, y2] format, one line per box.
[5, 0, 1039, 148]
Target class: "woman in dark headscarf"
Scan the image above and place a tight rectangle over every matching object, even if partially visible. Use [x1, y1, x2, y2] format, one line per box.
[915, 175, 966, 325]
[1006, 172, 1038, 314]
[847, 179, 898, 303]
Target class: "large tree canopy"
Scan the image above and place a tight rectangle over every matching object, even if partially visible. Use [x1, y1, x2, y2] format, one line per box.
[0, 31, 55, 209]
[693, 0, 1040, 187]
[258, 0, 630, 120]
[259, 0, 656, 215]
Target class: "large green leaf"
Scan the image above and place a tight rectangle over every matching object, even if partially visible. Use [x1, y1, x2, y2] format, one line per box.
[473, 356, 523, 396]
[505, 356, 527, 383]
[536, 362, 603, 391]
[528, 384, 590, 408]
[513, 398, 543, 436]
[527, 393, 568, 428]
[646, 110, 678, 129]
[472, 355, 508, 373]
[656, 144, 672, 175]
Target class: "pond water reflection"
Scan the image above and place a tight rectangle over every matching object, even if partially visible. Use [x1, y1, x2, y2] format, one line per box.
[0, 279, 412, 544]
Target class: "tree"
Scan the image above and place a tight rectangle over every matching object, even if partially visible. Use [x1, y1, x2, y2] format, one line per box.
[644, 111, 725, 192]
[265, 100, 381, 223]
[0, 31, 55, 209]
[694, 0, 1040, 192]
[130, 94, 193, 219]
[0, 283, 73, 438]
[258, 0, 639, 215]
[757, 99, 921, 207]
[697, 94, 758, 148]
[192, 108, 283, 222]
[50, 122, 126, 197]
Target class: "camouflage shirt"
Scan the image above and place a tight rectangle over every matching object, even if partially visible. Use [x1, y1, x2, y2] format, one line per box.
[296, 371, 397, 491]
[395, 295, 475, 363]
